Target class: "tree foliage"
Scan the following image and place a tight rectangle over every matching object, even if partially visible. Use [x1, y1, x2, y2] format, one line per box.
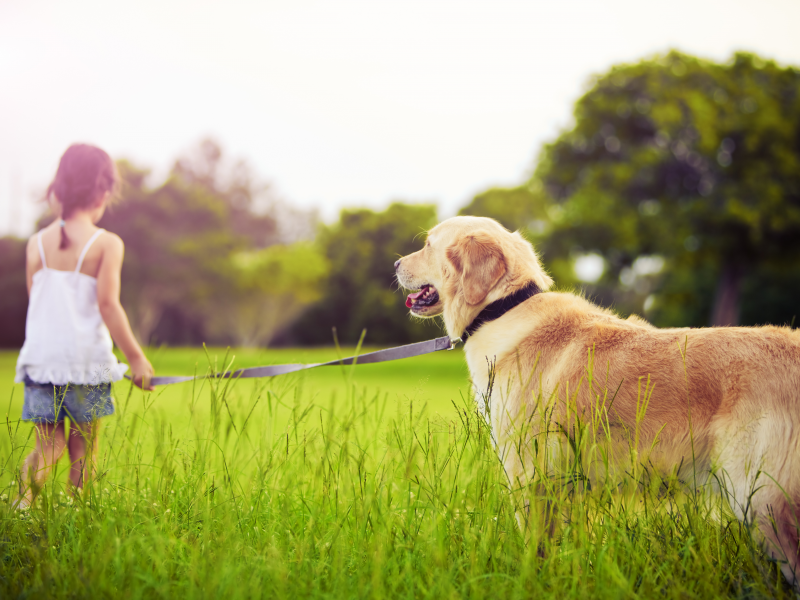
[458, 185, 548, 234]
[541, 51, 800, 325]
[290, 203, 442, 345]
[465, 51, 800, 327]
[210, 243, 329, 346]
[94, 142, 324, 346]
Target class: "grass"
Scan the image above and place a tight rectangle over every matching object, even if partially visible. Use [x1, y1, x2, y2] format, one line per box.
[0, 346, 795, 598]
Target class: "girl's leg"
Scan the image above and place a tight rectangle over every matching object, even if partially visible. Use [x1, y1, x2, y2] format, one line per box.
[19, 422, 67, 505]
[67, 420, 100, 491]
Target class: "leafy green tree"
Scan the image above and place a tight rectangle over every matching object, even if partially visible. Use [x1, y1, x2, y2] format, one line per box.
[291, 203, 441, 345]
[171, 138, 283, 248]
[208, 243, 328, 346]
[465, 51, 800, 327]
[98, 160, 245, 344]
[93, 141, 321, 346]
[543, 51, 800, 326]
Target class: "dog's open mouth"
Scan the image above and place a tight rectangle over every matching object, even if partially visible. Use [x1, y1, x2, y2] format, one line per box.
[405, 284, 440, 310]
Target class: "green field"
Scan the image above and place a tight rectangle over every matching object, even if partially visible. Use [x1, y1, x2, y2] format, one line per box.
[0, 347, 794, 598]
[2, 345, 471, 452]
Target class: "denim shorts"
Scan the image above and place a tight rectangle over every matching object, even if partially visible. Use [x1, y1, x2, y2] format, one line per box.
[22, 376, 115, 424]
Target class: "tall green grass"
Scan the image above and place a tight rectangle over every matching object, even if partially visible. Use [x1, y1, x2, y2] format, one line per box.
[0, 348, 793, 598]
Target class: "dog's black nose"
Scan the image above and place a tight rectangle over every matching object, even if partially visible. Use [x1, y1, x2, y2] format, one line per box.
[394, 259, 401, 270]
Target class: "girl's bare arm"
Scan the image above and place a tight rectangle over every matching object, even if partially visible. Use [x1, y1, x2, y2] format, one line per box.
[96, 233, 154, 390]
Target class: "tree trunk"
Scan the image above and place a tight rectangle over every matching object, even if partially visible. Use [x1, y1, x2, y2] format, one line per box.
[710, 261, 743, 327]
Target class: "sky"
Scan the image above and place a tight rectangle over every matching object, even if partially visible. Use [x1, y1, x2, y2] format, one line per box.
[1, 0, 799, 236]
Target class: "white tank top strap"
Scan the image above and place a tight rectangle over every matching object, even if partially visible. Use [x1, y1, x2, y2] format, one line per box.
[75, 229, 105, 273]
[36, 232, 48, 269]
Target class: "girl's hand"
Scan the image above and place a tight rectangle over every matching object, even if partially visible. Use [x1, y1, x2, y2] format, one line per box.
[130, 356, 155, 391]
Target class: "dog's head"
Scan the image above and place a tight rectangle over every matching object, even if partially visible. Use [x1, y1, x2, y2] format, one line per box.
[395, 216, 553, 338]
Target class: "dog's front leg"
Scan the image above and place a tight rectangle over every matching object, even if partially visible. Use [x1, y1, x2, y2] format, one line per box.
[512, 477, 560, 558]
[503, 434, 562, 555]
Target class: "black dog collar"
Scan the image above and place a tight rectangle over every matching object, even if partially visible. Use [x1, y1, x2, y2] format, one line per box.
[463, 281, 541, 339]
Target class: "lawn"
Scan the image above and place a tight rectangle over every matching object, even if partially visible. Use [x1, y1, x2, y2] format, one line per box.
[1, 345, 470, 456]
[0, 346, 794, 598]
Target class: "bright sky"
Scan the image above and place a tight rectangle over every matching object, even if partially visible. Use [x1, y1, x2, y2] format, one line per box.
[1, 0, 799, 236]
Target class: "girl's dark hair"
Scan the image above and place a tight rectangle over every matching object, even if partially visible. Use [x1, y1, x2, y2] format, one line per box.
[47, 144, 119, 249]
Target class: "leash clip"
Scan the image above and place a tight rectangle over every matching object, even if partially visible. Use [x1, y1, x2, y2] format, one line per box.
[449, 337, 462, 350]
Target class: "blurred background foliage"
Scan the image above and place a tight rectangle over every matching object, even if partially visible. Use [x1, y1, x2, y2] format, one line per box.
[288, 202, 442, 346]
[0, 51, 798, 347]
[463, 50, 800, 330]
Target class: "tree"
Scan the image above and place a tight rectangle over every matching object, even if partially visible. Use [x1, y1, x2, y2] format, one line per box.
[98, 160, 246, 344]
[549, 52, 800, 326]
[171, 138, 284, 248]
[465, 51, 800, 327]
[93, 140, 322, 346]
[290, 203, 441, 345]
[206, 243, 328, 347]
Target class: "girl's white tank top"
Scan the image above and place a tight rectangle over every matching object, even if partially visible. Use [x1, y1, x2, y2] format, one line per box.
[15, 230, 128, 385]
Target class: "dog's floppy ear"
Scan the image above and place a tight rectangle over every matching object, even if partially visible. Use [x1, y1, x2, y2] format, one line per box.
[446, 230, 507, 305]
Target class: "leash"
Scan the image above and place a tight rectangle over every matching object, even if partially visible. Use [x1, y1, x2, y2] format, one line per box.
[128, 335, 457, 386]
[126, 282, 541, 386]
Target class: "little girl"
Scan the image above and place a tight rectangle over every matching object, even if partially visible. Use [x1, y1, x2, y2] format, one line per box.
[15, 143, 154, 507]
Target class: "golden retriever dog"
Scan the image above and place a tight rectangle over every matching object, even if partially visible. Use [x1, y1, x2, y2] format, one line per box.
[395, 215, 800, 586]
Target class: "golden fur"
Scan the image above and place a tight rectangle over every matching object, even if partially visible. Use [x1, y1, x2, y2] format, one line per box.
[396, 215, 800, 586]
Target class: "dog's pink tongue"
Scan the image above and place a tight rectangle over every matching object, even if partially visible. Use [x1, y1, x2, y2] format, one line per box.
[405, 290, 425, 308]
